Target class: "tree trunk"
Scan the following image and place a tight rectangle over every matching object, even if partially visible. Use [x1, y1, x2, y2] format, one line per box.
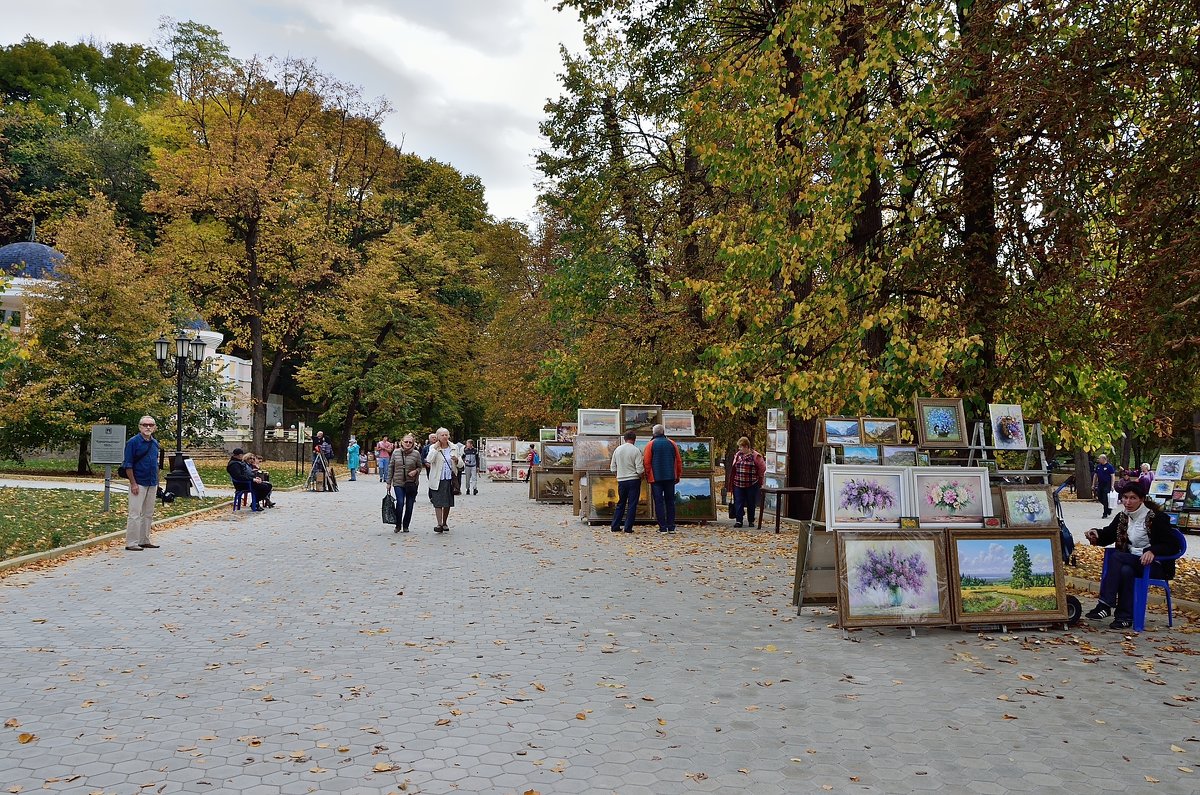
[77, 435, 90, 476]
[1194, 410, 1200, 451]
[1073, 448, 1093, 500]
[787, 417, 820, 521]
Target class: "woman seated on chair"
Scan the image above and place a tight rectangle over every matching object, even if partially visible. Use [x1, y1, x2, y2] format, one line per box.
[244, 454, 276, 508]
[1084, 481, 1181, 629]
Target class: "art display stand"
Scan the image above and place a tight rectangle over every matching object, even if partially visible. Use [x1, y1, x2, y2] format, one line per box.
[792, 445, 841, 610]
[966, 421, 1050, 484]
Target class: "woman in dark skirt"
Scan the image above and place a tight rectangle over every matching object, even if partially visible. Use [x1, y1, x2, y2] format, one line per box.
[424, 427, 461, 533]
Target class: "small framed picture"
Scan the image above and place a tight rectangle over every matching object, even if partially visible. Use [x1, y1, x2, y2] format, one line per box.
[983, 516, 1002, 528]
[861, 417, 900, 445]
[914, 397, 968, 448]
[899, 516, 920, 529]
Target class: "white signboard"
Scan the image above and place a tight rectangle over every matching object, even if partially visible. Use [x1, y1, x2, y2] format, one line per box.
[90, 424, 127, 465]
[184, 458, 207, 498]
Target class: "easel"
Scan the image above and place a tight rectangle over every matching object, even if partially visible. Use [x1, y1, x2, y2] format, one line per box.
[966, 421, 1050, 484]
[306, 449, 338, 492]
[793, 445, 841, 612]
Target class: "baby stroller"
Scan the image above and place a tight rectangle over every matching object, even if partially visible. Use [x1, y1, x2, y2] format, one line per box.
[1053, 481, 1084, 625]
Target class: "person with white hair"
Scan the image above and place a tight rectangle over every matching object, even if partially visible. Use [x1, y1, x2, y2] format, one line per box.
[424, 427, 462, 533]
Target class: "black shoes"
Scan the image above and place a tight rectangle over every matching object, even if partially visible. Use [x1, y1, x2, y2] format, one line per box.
[734, 522, 743, 528]
[434, 525, 449, 533]
[140, 543, 160, 549]
[1110, 618, 1134, 630]
[473, 489, 478, 495]
[125, 546, 142, 551]
[1085, 603, 1112, 620]
[611, 527, 622, 532]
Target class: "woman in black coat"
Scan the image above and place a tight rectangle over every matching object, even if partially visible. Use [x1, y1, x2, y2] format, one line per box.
[1084, 481, 1181, 629]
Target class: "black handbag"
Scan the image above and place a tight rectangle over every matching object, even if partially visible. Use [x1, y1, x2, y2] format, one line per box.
[382, 493, 397, 524]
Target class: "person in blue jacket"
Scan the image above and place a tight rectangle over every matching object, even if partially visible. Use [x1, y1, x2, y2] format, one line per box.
[347, 436, 360, 482]
[642, 424, 683, 534]
[122, 416, 161, 551]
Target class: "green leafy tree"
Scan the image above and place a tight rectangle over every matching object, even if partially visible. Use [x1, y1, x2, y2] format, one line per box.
[1009, 544, 1033, 590]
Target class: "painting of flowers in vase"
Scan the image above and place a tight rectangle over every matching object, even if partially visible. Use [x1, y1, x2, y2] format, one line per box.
[914, 398, 967, 447]
[836, 531, 951, 628]
[824, 465, 908, 530]
[988, 403, 1027, 450]
[911, 467, 991, 528]
[998, 485, 1055, 528]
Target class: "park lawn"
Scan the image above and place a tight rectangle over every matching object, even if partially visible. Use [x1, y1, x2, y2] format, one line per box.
[1, 458, 306, 490]
[960, 586, 1059, 613]
[0, 487, 227, 562]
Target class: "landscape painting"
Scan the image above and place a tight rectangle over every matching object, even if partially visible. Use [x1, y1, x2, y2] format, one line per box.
[534, 471, 575, 503]
[998, 485, 1056, 528]
[842, 445, 880, 465]
[1186, 480, 1200, 510]
[539, 443, 574, 469]
[572, 435, 622, 471]
[539, 428, 558, 442]
[676, 438, 714, 470]
[823, 418, 862, 446]
[674, 476, 716, 520]
[882, 446, 918, 466]
[836, 531, 951, 628]
[578, 409, 621, 435]
[587, 472, 651, 520]
[662, 410, 696, 436]
[763, 475, 783, 513]
[988, 403, 1027, 449]
[1182, 455, 1200, 481]
[620, 404, 663, 435]
[861, 418, 900, 445]
[824, 465, 908, 530]
[949, 530, 1067, 625]
[911, 467, 991, 528]
[774, 452, 788, 477]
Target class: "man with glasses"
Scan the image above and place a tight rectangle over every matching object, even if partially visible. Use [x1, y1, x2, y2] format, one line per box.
[122, 416, 161, 551]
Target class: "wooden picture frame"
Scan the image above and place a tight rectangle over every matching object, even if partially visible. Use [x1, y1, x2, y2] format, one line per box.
[914, 397, 968, 448]
[485, 439, 515, 460]
[539, 427, 558, 442]
[836, 530, 952, 628]
[899, 516, 920, 529]
[556, 422, 578, 441]
[674, 475, 716, 521]
[824, 464, 910, 530]
[822, 417, 862, 447]
[620, 404, 663, 435]
[998, 484, 1057, 529]
[586, 471, 652, 520]
[774, 451, 788, 477]
[948, 528, 1068, 625]
[909, 467, 992, 528]
[662, 410, 696, 437]
[539, 442, 575, 470]
[861, 417, 900, 445]
[572, 435, 622, 471]
[577, 409, 621, 436]
[676, 437, 715, 471]
[841, 445, 880, 465]
[533, 470, 575, 503]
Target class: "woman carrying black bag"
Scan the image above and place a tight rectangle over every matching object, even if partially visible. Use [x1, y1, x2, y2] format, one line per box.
[388, 433, 424, 533]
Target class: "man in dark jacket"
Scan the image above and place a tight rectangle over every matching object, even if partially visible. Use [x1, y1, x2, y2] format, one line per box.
[226, 449, 263, 511]
[1083, 481, 1182, 629]
[642, 424, 683, 534]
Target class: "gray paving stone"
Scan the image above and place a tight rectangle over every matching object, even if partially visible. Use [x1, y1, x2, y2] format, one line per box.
[0, 481, 1197, 794]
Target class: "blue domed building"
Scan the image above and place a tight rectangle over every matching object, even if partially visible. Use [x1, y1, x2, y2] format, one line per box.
[0, 241, 66, 327]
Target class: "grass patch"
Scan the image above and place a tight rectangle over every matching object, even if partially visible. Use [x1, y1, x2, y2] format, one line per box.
[0, 487, 227, 562]
[0, 458, 307, 490]
[960, 587, 1059, 613]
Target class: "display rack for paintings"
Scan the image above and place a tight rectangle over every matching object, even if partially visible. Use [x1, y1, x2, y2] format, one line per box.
[793, 444, 842, 610]
[965, 421, 1051, 484]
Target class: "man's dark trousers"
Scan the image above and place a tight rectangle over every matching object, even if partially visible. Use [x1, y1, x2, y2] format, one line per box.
[611, 478, 641, 532]
[651, 480, 677, 532]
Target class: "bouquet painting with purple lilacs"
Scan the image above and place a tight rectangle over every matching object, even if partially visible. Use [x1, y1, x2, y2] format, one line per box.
[848, 543, 938, 612]
[838, 478, 897, 520]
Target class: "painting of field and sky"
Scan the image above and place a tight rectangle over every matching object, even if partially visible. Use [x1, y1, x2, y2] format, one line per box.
[949, 531, 1066, 624]
[674, 476, 716, 520]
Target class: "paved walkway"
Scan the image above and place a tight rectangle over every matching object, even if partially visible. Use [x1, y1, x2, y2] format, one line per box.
[0, 479, 1197, 794]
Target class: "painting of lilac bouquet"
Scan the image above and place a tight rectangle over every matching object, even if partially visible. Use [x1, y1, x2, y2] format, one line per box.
[842, 537, 945, 620]
[838, 478, 897, 520]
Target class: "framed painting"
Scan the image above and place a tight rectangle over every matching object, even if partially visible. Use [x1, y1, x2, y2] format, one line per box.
[1154, 454, 1186, 480]
[988, 403, 1027, 449]
[577, 409, 621, 436]
[539, 442, 574, 469]
[620, 404, 663, 435]
[882, 446, 917, 467]
[765, 454, 777, 475]
[767, 408, 781, 431]
[899, 517, 920, 529]
[1182, 455, 1200, 481]
[512, 463, 532, 481]
[861, 418, 900, 445]
[587, 471, 652, 520]
[486, 439, 514, 460]
[534, 471, 575, 503]
[914, 398, 968, 448]
[842, 445, 880, 465]
[674, 476, 716, 521]
[916, 452, 931, 466]
[948, 529, 1068, 625]
[774, 452, 789, 477]
[813, 419, 827, 447]
[836, 530, 951, 628]
[572, 435, 622, 471]
[775, 429, 789, 453]
[486, 462, 512, 480]
[823, 464, 909, 530]
[677, 437, 714, 470]
[1148, 478, 1173, 499]
[662, 410, 696, 437]
[910, 467, 991, 528]
[823, 417, 862, 447]
[763, 474, 784, 513]
[998, 484, 1056, 528]
[556, 422, 578, 441]
[1185, 480, 1200, 510]
[539, 427, 558, 442]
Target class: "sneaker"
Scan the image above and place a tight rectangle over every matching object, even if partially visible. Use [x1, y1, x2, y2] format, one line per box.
[668, 527, 676, 534]
[1110, 618, 1134, 630]
[1084, 604, 1112, 620]
[611, 527, 622, 532]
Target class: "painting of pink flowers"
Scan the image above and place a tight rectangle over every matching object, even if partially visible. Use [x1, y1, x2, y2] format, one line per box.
[837, 532, 950, 627]
[824, 465, 909, 529]
[911, 468, 991, 527]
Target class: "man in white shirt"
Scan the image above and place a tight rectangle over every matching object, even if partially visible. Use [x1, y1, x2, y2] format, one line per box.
[609, 430, 645, 533]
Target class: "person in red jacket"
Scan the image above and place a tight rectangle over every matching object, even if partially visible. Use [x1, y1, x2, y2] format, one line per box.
[731, 436, 767, 528]
[643, 424, 683, 534]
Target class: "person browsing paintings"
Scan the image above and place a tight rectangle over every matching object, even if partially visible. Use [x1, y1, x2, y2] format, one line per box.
[1083, 481, 1182, 630]
[122, 415, 161, 551]
[730, 436, 767, 528]
[608, 430, 646, 534]
[425, 427, 461, 533]
[643, 424, 683, 534]
[346, 436, 360, 482]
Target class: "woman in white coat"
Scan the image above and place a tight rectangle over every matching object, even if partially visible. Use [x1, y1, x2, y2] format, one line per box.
[425, 427, 461, 533]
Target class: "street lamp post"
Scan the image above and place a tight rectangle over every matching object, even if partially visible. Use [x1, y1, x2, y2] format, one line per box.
[154, 331, 206, 498]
